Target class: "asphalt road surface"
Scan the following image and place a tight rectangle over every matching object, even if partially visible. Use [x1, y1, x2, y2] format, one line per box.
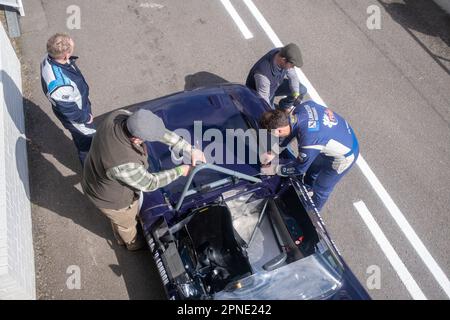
[17, 0, 450, 299]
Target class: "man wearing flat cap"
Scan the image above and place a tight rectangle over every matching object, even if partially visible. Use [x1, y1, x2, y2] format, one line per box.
[81, 109, 205, 251]
[246, 43, 307, 111]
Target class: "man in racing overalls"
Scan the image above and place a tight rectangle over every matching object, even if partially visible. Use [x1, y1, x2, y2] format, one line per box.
[40, 33, 95, 165]
[259, 100, 359, 211]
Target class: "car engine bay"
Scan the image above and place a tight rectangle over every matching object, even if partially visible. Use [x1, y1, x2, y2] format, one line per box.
[148, 183, 321, 300]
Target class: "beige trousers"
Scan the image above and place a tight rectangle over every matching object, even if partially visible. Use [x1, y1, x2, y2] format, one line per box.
[99, 200, 139, 244]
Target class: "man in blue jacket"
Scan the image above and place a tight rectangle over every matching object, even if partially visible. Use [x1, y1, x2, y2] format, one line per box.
[246, 43, 308, 110]
[259, 101, 359, 211]
[41, 33, 95, 165]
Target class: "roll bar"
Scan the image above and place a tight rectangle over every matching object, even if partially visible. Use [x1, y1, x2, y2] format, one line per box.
[175, 163, 262, 211]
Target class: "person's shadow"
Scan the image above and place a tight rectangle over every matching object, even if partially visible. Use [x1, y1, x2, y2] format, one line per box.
[377, 0, 450, 75]
[184, 71, 230, 90]
[0, 68, 165, 300]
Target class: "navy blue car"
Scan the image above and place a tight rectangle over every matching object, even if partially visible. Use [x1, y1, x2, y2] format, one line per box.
[129, 84, 370, 300]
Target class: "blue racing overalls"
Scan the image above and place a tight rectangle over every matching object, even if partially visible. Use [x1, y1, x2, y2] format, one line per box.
[40, 55, 96, 165]
[278, 101, 359, 211]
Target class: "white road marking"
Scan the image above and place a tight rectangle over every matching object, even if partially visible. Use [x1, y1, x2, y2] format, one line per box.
[357, 157, 450, 298]
[139, 2, 165, 9]
[220, 0, 253, 40]
[354, 201, 427, 300]
[241, 0, 450, 299]
[242, 0, 281, 46]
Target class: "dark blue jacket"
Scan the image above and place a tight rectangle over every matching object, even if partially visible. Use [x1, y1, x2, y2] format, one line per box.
[279, 101, 359, 176]
[41, 55, 93, 132]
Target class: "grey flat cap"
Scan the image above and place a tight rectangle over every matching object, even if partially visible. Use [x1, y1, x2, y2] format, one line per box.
[126, 109, 166, 141]
[279, 43, 303, 67]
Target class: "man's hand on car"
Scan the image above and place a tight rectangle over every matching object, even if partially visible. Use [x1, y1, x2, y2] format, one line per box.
[260, 163, 278, 176]
[278, 92, 303, 112]
[191, 148, 206, 166]
[259, 151, 276, 165]
[292, 92, 303, 106]
[180, 165, 192, 177]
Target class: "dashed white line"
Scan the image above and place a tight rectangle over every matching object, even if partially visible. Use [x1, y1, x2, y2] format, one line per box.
[220, 0, 253, 40]
[354, 201, 427, 300]
[357, 157, 450, 298]
[239, 0, 450, 299]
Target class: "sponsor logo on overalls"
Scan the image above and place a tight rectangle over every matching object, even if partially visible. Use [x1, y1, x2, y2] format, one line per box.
[305, 104, 320, 132]
[323, 109, 338, 128]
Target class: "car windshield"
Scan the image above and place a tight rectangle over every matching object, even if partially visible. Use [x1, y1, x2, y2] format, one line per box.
[214, 251, 343, 300]
[145, 90, 262, 199]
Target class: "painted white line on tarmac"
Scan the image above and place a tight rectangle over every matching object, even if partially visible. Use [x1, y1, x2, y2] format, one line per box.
[356, 157, 450, 298]
[242, 0, 282, 46]
[220, 0, 253, 39]
[242, 0, 450, 299]
[354, 201, 427, 300]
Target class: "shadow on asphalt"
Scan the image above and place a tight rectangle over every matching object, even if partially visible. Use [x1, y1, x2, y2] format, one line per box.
[95, 70, 232, 122]
[184, 71, 230, 90]
[23, 96, 166, 300]
[377, 0, 450, 75]
[24, 70, 233, 299]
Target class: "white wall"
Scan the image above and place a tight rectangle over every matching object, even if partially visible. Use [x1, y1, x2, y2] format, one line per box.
[434, 0, 450, 14]
[0, 22, 35, 300]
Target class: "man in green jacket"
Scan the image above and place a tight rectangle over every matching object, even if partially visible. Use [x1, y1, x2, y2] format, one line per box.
[82, 109, 205, 251]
